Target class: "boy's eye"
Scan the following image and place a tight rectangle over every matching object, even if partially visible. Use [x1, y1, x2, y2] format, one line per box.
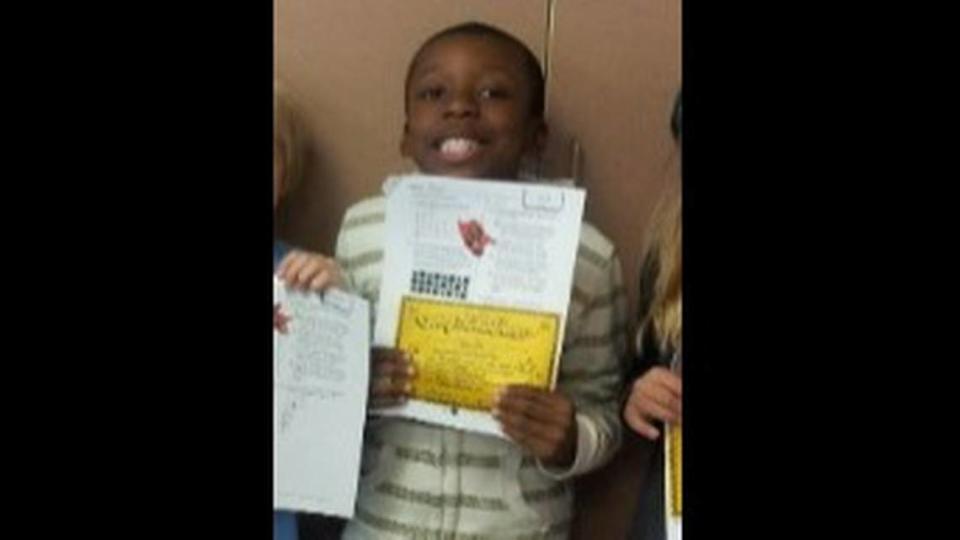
[478, 87, 509, 100]
[417, 86, 445, 100]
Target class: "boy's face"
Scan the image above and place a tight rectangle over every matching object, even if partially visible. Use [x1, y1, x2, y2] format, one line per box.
[402, 35, 546, 180]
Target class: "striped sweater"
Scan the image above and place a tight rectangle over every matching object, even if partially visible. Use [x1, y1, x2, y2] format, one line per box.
[336, 195, 628, 539]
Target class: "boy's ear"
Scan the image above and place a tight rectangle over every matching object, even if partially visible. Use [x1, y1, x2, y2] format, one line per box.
[400, 122, 412, 158]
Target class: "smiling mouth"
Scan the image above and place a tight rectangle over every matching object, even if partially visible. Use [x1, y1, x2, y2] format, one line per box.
[437, 137, 483, 164]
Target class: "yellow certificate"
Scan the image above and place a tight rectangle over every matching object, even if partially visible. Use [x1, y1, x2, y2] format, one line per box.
[396, 296, 559, 411]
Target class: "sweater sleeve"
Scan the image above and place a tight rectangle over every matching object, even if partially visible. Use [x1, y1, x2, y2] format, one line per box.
[537, 228, 629, 479]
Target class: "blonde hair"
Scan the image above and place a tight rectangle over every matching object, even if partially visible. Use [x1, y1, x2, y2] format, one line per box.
[641, 185, 682, 354]
[274, 80, 308, 196]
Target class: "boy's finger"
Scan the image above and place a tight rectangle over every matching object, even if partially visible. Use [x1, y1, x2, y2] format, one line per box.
[371, 375, 412, 400]
[372, 351, 413, 377]
[495, 411, 557, 458]
[495, 388, 568, 425]
[499, 422, 548, 458]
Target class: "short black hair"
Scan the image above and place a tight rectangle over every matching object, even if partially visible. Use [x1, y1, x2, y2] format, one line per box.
[404, 22, 546, 118]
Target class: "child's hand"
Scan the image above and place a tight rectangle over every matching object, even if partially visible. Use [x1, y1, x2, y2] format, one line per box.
[369, 347, 415, 408]
[623, 366, 682, 440]
[276, 250, 345, 292]
[492, 386, 577, 468]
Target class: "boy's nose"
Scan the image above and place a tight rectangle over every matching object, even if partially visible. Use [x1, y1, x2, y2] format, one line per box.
[444, 90, 479, 118]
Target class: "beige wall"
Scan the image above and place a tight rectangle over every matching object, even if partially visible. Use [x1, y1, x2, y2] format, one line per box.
[277, 1, 680, 538]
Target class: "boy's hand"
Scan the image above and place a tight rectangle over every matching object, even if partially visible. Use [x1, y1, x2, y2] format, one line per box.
[493, 385, 577, 468]
[276, 250, 345, 292]
[369, 347, 415, 408]
[623, 366, 682, 440]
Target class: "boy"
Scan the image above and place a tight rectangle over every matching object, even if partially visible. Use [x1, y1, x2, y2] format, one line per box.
[336, 23, 628, 538]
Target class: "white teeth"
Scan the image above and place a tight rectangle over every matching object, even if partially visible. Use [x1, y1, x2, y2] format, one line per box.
[440, 138, 479, 160]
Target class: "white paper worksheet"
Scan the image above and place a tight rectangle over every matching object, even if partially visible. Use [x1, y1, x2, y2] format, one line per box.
[274, 278, 369, 518]
[374, 174, 585, 436]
